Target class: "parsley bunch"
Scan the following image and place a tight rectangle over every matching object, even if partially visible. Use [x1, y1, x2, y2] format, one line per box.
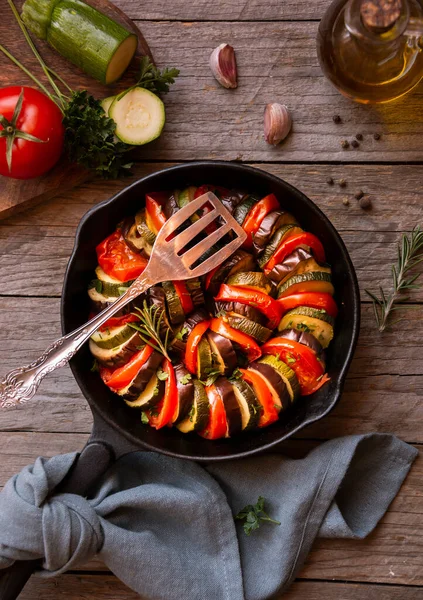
[235, 496, 281, 536]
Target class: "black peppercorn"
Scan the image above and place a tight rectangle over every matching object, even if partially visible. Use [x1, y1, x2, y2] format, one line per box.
[326, 177, 334, 185]
[351, 139, 360, 148]
[359, 196, 372, 210]
[373, 133, 381, 140]
[341, 140, 349, 149]
[354, 190, 364, 200]
[333, 115, 342, 124]
[356, 133, 363, 141]
[339, 178, 347, 188]
[342, 198, 350, 206]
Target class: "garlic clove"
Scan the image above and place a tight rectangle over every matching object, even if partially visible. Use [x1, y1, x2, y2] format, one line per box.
[264, 103, 292, 146]
[209, 43, 238, 89]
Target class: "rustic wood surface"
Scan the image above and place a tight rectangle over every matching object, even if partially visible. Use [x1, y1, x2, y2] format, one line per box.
[0, 0, 422, 598]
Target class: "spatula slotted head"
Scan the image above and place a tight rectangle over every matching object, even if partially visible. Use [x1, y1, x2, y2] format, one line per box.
[148, 192, 247, 280]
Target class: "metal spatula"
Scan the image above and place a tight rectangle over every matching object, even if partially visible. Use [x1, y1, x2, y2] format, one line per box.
[0, 192, 247, 409]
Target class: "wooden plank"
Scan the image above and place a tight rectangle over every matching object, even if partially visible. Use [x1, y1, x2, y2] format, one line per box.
[123, 0, 330, 21]
[15, 575, 423, 599]
[1, 433, 421, 587]
[2, 21, 422, 163]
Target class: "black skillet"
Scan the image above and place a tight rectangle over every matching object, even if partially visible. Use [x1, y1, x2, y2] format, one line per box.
[0, 162, 360, 598]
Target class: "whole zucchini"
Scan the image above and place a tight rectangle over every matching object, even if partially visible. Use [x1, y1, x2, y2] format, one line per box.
[22, 0, 138, 84]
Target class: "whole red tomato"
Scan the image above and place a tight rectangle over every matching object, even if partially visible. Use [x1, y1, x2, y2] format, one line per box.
[0, 86, 64, 179]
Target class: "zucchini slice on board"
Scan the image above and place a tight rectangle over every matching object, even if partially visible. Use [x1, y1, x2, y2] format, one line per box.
[226, 271, 273, 294]
[22, 0, 138, 84]
[278, 311, 334, 348]
[176, 380, 210, 433]
[110, 88, 165, 145]
[225, 315, 273, 343]
[127, 372, 165, 410]
[231, 378, 262, 431]
[277, 272, 334, 298]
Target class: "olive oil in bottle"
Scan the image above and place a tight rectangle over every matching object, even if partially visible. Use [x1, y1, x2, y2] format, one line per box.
[317, 0, 423, 103]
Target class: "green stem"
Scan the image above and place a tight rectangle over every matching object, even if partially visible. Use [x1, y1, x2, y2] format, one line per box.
[46, 67, 73, 94]
[0, 42, 56, 104]
[6, 0, 66, 109]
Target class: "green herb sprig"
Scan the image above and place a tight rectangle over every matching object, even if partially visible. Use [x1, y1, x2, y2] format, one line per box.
[136, 56, 180, 94]
[130, 301, 171, 360]
[365, 227, 423, 332]
[235, 496, 281, 536]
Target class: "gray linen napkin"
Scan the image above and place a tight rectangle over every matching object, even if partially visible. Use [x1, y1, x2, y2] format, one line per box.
[0, 433, 417, 600]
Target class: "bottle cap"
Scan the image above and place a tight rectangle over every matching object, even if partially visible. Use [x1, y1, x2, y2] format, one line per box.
[360, 0, 402, 31]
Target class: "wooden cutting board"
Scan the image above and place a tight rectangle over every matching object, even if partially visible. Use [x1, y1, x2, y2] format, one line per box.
[0, 0, 153, 220]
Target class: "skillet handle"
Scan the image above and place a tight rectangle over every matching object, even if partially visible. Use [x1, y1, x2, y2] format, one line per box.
[0, 440, 114, 600]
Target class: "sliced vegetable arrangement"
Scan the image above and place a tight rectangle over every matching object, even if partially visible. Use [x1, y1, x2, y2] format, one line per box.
[88, 185, 338, 440]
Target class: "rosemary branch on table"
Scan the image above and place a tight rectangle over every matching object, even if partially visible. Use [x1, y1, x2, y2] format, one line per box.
[130, 301, 171, 360]
[365, 226, 423, 332]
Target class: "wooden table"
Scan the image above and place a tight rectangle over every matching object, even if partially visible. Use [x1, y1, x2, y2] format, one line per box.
[1, 0, 423, 598]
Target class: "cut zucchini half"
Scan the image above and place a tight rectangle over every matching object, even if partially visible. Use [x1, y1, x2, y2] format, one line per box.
[258, 225, 303, 268]
[226, 315, 272, 343]
[277, 271, 334, 298]
[91, 324, 136, 349]
[162, 281, 185, 325]
[226, 271, 273, 294]
[231, 379, 262, 430]
[127, 373, 165, 410]
[110, 87, 165, 145]
[176, 381, 210, 433]
[258, 355, 300, 402]
[278, 311, 334, 348]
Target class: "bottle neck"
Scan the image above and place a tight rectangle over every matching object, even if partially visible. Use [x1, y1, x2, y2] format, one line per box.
[344, 0, 410, 44]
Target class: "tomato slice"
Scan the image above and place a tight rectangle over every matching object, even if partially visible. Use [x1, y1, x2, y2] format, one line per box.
[96, 230, 148, 282]
[173, 281, 194, 315]
[198, 385, 228, 439]
[185, 320, 211, 374]
[262, 337, 330, 395]
[99, 313, 139, 332]
[99, 345, 154, 391]
[239, 368, 278, 428]
[145, 192, 168, 235]
[242, 193, 280, 248]
[215, 284, 283, 330]
[147, 359, 178, 429]
[209, 318, 262, 361]
[277, 292, 338, 318]
[264, 232, 326, 273]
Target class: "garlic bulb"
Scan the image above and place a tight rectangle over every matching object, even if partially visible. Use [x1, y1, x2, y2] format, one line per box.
[209, 43, 237, 89]
[264, 103, 292, 145]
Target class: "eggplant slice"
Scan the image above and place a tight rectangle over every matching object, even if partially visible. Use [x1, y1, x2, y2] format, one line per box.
[207, 330, 237, 375]
[214, 377, 242, 436]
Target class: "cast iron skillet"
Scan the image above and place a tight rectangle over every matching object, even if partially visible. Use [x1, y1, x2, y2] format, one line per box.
[63, 161, 360, 461]
[0, 162, 360, 599]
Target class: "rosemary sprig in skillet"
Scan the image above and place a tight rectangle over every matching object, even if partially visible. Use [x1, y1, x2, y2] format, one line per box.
[130, 301, 171, 359]
[365, 226, 423, 332]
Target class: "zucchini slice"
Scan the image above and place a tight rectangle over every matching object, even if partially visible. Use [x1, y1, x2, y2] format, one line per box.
[110, 87, 165, 145]
[258, 355, 301, 402]
[279, 256, 331, 286]
[127, 372, 165, 410]
[207, 250, 256, 296]
[225, 315, 273, 343]
[177, 186, 197, 208]
[286, 306, 335, 326]
[89, 331, 140, 368]
[277, 271, 334, 298]
[278, 311, 334, 348]
[93, 267, 133, 297]
[196, 338, 213, 380]
[135, 210, 156, 245]
[88, 286, 119, 313]
[91, 324, 136, 349]
[231, 378, 262, 430]
[101, 96, 115, 115]
[226, 271, 273, 294]
[233, 195, 258, 225]
[207, 331, 237, 375]
[162, 281, 185, 325]
[176, 380, 210, 433]
[258, 225, 303, 268]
